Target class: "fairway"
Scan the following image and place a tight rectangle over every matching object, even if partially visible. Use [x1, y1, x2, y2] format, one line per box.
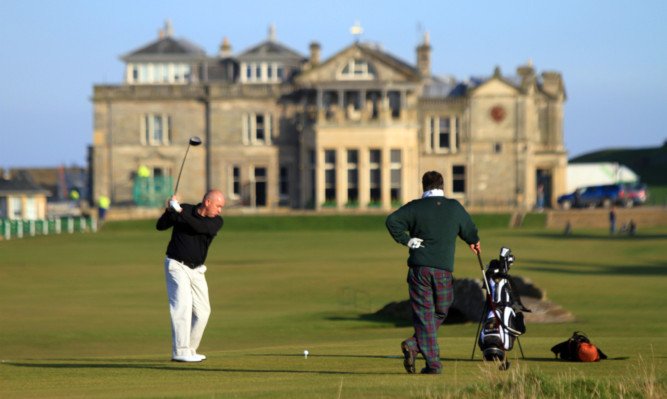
[1, 216, 665, 398]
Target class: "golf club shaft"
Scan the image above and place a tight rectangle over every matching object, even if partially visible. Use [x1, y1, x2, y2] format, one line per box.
[173, 145, 191, 196]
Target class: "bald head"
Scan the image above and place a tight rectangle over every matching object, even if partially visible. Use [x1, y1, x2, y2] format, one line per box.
[199, 190, 225, 217]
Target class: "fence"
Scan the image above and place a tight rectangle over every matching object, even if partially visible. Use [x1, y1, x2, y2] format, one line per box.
[0, 217, 96, 240]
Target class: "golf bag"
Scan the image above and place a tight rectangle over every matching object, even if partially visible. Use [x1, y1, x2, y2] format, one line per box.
[478, 247, 530, 361]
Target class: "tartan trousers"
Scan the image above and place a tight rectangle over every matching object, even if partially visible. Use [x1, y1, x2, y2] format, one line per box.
[403, 266, 453, 372]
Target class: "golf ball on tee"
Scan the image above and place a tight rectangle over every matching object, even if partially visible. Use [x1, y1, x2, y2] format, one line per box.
[304, 350, 308, 358]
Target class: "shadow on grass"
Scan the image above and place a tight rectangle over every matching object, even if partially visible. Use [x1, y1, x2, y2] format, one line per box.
[2, 360, 401, 375]
[326, 314, 412, 328]
[5, 354, 626, 377]
[326, 307, 472, 327]
[520, 258, 667, 276]
[513, 232, 667, 241]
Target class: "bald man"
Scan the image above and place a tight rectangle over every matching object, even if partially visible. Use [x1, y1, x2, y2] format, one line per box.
[156, 190, 225, 362]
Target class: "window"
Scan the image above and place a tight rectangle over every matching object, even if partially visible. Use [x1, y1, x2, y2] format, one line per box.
[339, 58, 377, 80]
[141, 114, 170, 145]
[347, 150, 358, 205]
[25, 197, 37, 219]
[308, 150, 316, 207]
[494, 143, 502, 153]
[390, 149, 402, 204]
[140, 64, 148, 82]
[439, 118, 450, 150]
[243, 113, 272, 145]
[127, 63, 191, 84]
[256, 115, 265, 141]
[242, 62, 284, 83]
[369, 149, 381, 204]
[345, 91, 361, 111]
[231, 166, 241, 198]
[453, 165, 466, 194]
[153, 64, 163, 82]
[429, 116, 459, 152]
[388, 91, 401, 118]
[279, 166, 289, 198]
[11, 197, 22, 218]
[324, 150, 336, 204]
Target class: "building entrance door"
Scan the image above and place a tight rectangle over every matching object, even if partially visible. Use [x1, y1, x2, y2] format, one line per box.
[536, 169, 553, 208]
[254, 167, 267, 207]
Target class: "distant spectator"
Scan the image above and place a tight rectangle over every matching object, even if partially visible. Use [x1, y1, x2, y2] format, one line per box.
[609, 206, 616, 235]
[98, 196, 110, 226]
[138, 165, 151, 178]
[564, 221, 571, 235]
[628, 220, 636, 236]
[69, 189, 80, 201]
[536, 184, 545, 212]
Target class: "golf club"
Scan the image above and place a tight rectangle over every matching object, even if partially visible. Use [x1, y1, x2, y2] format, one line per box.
[173, 136, 202, 196]
[476, 250, 511, 371]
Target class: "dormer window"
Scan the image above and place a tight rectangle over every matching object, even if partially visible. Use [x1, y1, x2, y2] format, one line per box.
[126, 63, 191, 84]
[339, 58, 376, 80]
[241, 62, 285, 83]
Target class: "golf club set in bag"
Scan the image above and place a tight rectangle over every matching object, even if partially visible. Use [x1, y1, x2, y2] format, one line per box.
[472, 247, 530, 370]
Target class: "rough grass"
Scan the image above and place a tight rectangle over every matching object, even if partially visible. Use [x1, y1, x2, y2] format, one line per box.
[0, 216, 665, 398]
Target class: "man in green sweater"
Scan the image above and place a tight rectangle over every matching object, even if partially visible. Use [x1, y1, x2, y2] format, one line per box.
[386, 171, 481, 374]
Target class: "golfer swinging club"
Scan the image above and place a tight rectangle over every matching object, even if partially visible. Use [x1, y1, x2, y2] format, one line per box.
[156, 190, 225, 362]
[386, 171, 480, 374]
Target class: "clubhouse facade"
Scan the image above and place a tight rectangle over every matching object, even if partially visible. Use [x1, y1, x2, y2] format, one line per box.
[90, 21, 567, 211]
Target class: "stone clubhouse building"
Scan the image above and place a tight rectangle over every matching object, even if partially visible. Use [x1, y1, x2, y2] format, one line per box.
[90, 21, 567, 212]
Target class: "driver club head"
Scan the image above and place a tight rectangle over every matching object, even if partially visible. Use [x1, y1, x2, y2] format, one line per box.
[189, 136, 202, 146]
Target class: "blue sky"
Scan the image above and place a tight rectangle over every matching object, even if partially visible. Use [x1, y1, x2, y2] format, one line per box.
[1, 0, 665, 169]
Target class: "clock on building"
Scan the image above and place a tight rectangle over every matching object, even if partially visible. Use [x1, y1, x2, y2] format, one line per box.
[490, 105, 506, 122]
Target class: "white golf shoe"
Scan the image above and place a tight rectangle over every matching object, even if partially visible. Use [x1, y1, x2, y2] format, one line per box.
[172, 355, 203, 363]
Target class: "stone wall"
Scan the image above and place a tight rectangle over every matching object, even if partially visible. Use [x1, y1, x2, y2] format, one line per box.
[546, 206, 667, 229]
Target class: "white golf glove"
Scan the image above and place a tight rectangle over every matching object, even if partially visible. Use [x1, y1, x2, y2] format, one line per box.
[169, 200, 182, 212]
[407, 237, 425, 249]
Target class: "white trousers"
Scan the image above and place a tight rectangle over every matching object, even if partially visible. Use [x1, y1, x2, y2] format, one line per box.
[164, 258, 211, 358]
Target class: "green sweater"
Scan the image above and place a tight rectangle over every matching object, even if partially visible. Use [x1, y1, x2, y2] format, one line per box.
[385, 196, 479, 272]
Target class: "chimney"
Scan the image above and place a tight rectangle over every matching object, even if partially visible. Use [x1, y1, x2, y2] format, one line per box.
[309, 42, 321, 67]
[165, 18, 173, 37]
[517, 60, 535, 90]
[219, 37, 232, 58]
[268, 23, 277, 41]
[541, 71, 563, 97]
[416, 31, 431, 78]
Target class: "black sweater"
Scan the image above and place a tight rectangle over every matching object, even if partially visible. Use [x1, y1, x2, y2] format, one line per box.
[156, 203, 223, 267]
[386, 196, 479, 272]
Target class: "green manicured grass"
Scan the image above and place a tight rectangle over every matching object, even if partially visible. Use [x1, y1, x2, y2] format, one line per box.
[647, 185, 667, 207]
[1, 217, 665, 398]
